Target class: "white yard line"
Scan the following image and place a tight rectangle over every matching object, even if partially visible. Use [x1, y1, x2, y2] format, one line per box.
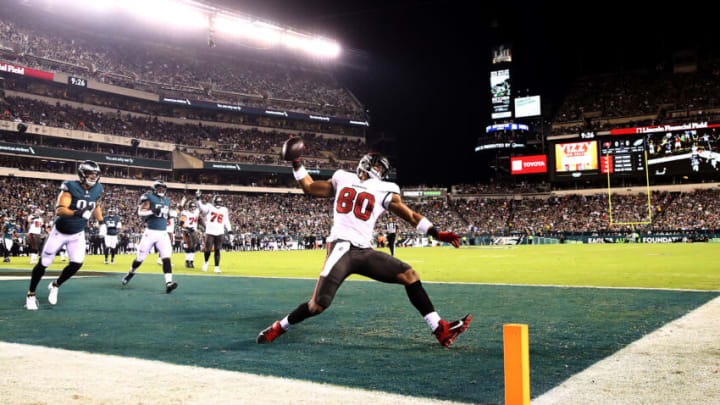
[6, 272, 715, 293]
[533, 295, 720, 405]
[0, 342, 467, 405]
[0, 276, 100, 281]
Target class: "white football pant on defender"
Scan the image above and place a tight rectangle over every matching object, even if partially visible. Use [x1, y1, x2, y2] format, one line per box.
[104, 235, 118, 249]
[3, 238, 13, 252]
[136, 229, 172, 262]
[41, 227, 86, 267]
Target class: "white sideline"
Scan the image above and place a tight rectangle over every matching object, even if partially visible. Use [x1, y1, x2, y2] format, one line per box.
[0, 342, 467, 405]
[533, 295, 720, 405]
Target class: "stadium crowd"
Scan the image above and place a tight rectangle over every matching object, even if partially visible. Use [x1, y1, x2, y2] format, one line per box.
[2, 76, 366, 139]
[0, 11, 363, 119]
[452, 182, 551, 194]
[0, 96, 368, 164]
[1, 175, 719, 259]
[554, 67, 720, 123]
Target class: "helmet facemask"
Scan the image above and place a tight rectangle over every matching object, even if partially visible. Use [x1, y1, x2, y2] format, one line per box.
[152, 181, 167, 197]
[78, 161, 101, 186]
[356, 153, 390, 181]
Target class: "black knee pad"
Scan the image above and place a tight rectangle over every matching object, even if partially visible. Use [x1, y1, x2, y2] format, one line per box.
[313, 294, 333, 310]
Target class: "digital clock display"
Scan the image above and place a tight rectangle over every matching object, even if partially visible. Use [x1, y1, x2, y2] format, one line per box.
[68, 76, 87, 87]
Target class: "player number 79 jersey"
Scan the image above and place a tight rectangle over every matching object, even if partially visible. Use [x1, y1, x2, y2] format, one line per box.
[328, 170, 400, 248]
[181, 209, 200, 230]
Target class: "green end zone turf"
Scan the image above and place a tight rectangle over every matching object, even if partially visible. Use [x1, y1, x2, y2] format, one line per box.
[0, 274, 717, 404]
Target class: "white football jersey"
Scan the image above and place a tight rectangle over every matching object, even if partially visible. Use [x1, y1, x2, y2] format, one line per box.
[198, 202, 231, 236]
[28, 216, 44, 235]
[328, 170, 400, 248]
[181, 209, 200, 230]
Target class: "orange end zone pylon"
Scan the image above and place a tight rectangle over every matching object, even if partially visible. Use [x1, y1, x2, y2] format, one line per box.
[503, 324, 530, 405]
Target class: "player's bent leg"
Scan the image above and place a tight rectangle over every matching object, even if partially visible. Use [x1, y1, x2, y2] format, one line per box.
[157, 234, 178, 293]
[162, 257, 178, 293]
[398, 268, 472, 347]
[124, 232, 156, 285]
[26, 261, 48, 310]
[256, 300, 326, 344]
[396, 268, 420, 285]
[26, 233, 64, 309]
[49, 261, 83, 305]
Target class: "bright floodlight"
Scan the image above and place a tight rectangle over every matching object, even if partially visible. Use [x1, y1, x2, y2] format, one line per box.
[120, 0, 207, 28]
[309, 38, 341, 58]
[48, 0, 340, 57]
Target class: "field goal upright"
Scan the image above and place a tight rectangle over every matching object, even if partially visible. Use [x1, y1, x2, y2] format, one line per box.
[606, 148, 653, 228]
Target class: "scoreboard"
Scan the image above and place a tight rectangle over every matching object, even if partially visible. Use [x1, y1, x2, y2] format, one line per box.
[600, 137, 645, 174]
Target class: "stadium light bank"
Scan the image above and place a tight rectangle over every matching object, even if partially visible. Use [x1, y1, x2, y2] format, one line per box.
[44, 0, 342, 58]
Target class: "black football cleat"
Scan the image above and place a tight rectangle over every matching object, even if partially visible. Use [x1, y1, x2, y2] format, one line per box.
[165, 281, 178, 294]
[434, 314, 472, 348]
[121, 272, 135, 286]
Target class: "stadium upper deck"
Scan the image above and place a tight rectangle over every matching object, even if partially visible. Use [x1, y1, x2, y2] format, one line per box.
[551, 61, 720, 136]
[0, 2, 365, 121]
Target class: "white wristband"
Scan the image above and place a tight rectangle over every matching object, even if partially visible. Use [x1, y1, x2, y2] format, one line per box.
[293, 166, 308, 181]
[416, 217, 433, 234]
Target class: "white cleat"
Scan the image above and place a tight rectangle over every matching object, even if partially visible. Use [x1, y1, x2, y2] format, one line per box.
[214, 267, 221, 273]
[201, 263, 208, 272]
[25, 295, 39, 311]
[48, 282, 59, 305]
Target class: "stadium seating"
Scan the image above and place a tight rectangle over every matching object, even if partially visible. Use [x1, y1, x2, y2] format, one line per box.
[0, 10, 364, 120]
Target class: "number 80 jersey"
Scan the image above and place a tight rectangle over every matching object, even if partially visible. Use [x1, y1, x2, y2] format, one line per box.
[328, 170, 400, 248]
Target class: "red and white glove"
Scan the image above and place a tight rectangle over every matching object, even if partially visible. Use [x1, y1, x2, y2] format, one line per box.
[437, 231, 462, 248]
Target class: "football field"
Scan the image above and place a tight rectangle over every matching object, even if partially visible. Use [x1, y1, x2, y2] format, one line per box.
[1, 244, 719, 404]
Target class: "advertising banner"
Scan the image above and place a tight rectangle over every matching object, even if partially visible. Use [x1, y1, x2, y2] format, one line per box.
[203, 162, 335, 177]
[511, 155, 547, 174]
[0, 142, 170, 169]
[555, 141, 598, 172]
[161, 98, 369, 128]
[0, 62, 54, 81]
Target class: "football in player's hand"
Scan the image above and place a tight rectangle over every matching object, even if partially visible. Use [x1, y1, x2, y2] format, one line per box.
[280, 136, 305, 161]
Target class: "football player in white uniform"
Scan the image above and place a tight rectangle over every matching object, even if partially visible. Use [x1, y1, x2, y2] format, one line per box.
[27, 208, 45, 264]
[196, 191, 231, 273]
[257, 149, 471, 347]
[180, 201, 200, 268]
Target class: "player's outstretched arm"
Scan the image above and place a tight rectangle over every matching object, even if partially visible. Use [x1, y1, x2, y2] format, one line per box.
[280, 136, 333, 198]
[296, 171, 334, 198]
[387, 194, 461, 248]
[195, 190, 211, 214]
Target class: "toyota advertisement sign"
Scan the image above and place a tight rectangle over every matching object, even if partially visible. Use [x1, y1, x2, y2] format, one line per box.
[511, 155, 547, 174]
